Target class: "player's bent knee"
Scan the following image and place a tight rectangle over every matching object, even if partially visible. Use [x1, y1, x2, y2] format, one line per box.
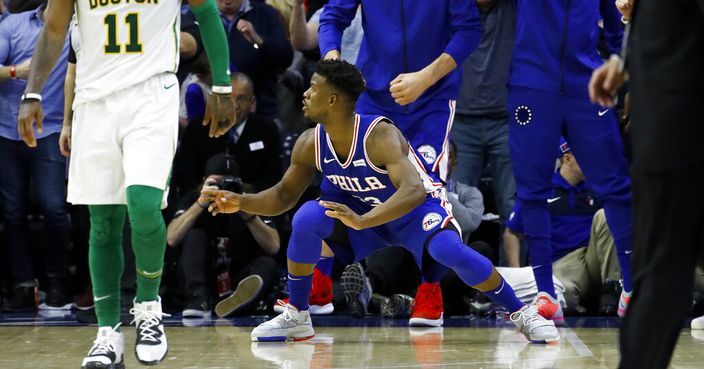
[291, 200, 332, 236]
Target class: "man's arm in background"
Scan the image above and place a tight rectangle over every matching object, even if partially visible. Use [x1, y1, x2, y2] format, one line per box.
[318, 0, 358, 59]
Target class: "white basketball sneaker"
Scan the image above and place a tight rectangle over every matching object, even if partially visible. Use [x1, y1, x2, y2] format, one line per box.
[251, 301, 315, 342]
[131, 297, 168, 365]
[532, 292, 565, 326]
[510, 305, 561, 343]
[81, 325, 125, 369]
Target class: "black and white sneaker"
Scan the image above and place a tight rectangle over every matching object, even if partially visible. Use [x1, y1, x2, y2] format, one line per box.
[81, 326, 125, 369]
[130, 297, 168, 365]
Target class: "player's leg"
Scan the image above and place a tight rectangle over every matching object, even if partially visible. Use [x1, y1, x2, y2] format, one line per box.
[563, 97, 633, 301]
[508, 86, 562, 312]
[82, 205, 127, 369]
[252, 200, 330, 342]
[275, 242, 334, 315]
[69, 97, 128, 369]
[121, 73, 179, 365]
[423, 229, 560, 343]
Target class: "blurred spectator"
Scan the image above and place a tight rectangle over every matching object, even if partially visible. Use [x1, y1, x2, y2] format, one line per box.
[0, 4, 71, 311]
[265, 0, 293, 38]
[445, 140, 484, 243]
[174, 72, 283, 193]
[218, 0, 293, 120]
[167, 154, 280, 317]
[504, 140, 622, 315]
[450, 0, 515, 264]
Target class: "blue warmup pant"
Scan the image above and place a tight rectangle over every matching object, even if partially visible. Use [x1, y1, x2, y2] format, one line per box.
[357, 99, 456, 181]
[508, 86, 633, 295]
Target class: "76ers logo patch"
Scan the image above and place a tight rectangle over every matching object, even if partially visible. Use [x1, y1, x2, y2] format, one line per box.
[422, 212, 443, 232]
[514, 105, 533, 126]
[417, 145, 437, 165]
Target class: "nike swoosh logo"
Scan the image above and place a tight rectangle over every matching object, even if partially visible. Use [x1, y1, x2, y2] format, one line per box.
[532, 265, 543, 270]
[625, 250, 633, 255]
[94, 295, 111, 302]
[547, 197, 561, 203]
[598, 109, 609, 116]
[494, 280, 505, 295]
[141, 270, 162, 278]
[323, 157, 336, 164]
[164, 83, 177, 90]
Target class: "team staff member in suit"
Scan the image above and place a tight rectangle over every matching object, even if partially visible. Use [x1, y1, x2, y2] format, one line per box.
[590, 1, 704, 368]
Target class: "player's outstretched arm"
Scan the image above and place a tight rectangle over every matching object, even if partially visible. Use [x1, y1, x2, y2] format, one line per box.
[17, 0, 73, 148]
[200, 128, 317, 216]
[323, 122, 426, 229]
[188, 0, 237, 138]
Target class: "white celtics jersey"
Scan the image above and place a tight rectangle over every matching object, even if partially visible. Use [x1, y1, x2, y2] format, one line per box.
[73, 0, 181, 106]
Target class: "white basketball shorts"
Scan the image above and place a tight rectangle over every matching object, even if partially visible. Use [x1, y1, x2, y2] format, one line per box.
[67, 72, 179, 207]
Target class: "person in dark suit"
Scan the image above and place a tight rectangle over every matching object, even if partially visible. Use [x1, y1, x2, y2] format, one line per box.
[174, 72, 284, 194]
[589, 1, 704, 368]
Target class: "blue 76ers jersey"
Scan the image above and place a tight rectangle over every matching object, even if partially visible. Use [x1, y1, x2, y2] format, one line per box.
[315, 114, 443, 208]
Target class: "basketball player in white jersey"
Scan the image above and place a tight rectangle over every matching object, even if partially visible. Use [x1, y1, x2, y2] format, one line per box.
[17, 1, 236, 368]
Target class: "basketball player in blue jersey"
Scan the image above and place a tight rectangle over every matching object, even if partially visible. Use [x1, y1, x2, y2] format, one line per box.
[200, 60, 559, 344]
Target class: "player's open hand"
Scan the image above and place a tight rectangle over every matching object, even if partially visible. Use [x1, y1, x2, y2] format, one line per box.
[203, 92, 237, 138]
[199, 189, 241, 215]
[17, 100, 44, 148]
[390, 70, 432, 106]
[319, 200, 368, 230]
[589, 55, 626, 108]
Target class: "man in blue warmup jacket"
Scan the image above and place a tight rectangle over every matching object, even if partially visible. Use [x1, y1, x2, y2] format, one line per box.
[507, 0, 633, 324]
[318, 0, 482, 182]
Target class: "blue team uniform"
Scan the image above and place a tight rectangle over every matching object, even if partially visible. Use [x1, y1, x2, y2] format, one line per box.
[307, 114, 458, 268]
[506, 172, 603, 262]
[507, 0, 635, 294]
[318, 0, 482, 180]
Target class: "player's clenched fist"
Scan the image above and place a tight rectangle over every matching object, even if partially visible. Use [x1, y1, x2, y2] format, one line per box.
[200, 189, 241, 215]
[203, 92, 237, 138]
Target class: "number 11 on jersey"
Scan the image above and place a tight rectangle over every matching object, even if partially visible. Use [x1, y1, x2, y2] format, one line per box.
[104, 13, 143, 54]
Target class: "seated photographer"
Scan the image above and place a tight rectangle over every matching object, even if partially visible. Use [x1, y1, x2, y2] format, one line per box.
[166, 154, 280, 318]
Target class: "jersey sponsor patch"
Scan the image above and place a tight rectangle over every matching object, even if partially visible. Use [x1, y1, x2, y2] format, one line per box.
[352, 159, 367, 167]
[422, 212, 443, 232]
[417, 145, 437, 165]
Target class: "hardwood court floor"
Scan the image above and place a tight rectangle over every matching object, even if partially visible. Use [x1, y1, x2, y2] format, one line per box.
[1, 318, 704, 368]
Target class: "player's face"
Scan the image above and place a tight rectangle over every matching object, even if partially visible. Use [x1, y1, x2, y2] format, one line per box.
[302, 73, 332, 121]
